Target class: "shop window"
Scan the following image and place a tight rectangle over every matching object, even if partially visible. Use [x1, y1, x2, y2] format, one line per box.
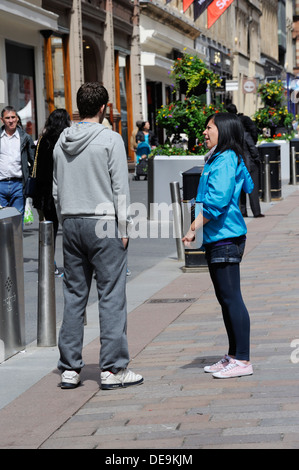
[5, 41, 37, 139]
[42, 32, 72, 119]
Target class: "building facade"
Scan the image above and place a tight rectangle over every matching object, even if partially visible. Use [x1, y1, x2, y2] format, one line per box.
[0, 0, 58, 140]
[0, 0, 297, 156]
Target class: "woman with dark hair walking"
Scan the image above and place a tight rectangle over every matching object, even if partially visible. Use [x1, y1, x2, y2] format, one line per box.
[32, 109, 71, 275]
[183, 112, 254, 379]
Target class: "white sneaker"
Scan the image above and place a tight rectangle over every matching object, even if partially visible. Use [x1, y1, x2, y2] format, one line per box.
[204, 355, 231, 373]
[212, 359, 253, 379]
[60, 370, 81, 389]
[100, 368, 144, 390]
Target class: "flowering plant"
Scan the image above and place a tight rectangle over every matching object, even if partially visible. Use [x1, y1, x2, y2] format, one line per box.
[253, 105, 293, 132]
[154, 49, 224, 155]
[156, 99, 225, 154]
[257, 80, 285, 107]
[258, 132, 295, 143]
[156, 100, 188, 137]
[253, 80, 294, 135]
[171, 51, 222, 95]
[149, 144, 193, 157]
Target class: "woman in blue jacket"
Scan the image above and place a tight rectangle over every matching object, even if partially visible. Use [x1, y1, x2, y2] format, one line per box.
[183, 112, 254, 379]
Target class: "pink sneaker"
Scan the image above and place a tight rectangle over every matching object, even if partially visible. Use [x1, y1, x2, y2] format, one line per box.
[212, 359, 253, 379]
[204, 355, 231, 373]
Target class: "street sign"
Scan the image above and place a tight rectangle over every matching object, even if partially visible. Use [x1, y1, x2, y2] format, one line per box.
[243, 78, 257, 93]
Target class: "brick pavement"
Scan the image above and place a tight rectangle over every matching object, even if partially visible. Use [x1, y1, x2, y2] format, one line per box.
[0, 188, 299, 449]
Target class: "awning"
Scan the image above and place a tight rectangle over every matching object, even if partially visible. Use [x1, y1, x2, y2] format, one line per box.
[0, 0, 58, 32]
[141, 52, 173, 71]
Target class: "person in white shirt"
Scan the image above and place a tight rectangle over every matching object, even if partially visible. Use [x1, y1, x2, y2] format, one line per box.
[0, 106, 35, 216]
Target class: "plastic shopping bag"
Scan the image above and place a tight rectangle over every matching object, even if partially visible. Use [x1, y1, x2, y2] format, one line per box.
[24, 199, 34, 225]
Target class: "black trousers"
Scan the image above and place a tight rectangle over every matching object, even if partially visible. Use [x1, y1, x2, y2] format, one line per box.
[240, 160, 261, 217]
[208, 261, 250, 361]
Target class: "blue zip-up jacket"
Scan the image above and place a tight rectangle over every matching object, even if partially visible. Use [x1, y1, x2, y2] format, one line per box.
[196, 149, 254, 245]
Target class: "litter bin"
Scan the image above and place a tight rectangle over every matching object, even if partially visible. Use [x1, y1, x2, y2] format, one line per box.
[0, 207, 25, 362]
[182, 166, 207, 270]
[258, 143, 281, 200]
[289, 138, 299, 184]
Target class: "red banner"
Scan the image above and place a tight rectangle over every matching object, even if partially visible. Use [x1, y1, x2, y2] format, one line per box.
[207, 0, 234, 28]
[183, 0, 195, 13]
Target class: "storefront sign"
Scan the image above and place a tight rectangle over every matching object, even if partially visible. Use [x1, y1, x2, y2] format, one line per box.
[226, 80, 238, 91]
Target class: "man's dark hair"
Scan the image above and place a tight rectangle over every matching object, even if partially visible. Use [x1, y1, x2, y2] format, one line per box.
[77, 82, 109, 119]
[226, 103, 238, 114]
[1, 105, 17, 118]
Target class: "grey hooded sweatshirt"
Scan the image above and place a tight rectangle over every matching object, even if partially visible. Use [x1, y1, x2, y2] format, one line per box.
[53, 122, 131, 237]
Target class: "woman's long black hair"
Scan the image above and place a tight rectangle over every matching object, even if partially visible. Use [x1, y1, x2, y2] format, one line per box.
[42, 108, 71, 148]
[205, 112, 244, 162]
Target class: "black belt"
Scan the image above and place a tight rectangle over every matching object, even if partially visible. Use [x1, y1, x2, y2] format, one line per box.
[0, 177, 22, 181]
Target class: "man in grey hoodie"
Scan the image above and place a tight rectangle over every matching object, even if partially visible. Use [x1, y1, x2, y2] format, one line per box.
[53, 82, 143, 390]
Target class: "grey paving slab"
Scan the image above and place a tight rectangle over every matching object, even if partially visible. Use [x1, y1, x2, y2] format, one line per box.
[0, 181, 299, 450]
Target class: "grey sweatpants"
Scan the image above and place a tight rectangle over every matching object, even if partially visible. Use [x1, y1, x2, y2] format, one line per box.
[57, 218, 130, 373]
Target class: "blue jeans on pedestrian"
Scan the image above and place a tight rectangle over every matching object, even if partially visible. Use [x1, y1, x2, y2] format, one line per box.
[0, 179, 25, 216]
[205, 238, 250, 361]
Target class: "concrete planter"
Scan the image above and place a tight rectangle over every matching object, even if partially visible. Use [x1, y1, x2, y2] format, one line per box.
[258, 140, 290, 181]
[148, 155, 205, 220]
[273, 140, 289, 181]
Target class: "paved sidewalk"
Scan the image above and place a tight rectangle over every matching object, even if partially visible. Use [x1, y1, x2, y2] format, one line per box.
[0, 186, 299, 449]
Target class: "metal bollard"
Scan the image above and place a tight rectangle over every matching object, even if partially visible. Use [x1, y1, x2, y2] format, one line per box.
[263, 154, 271, 203]
[170, 181, 185, 261]
[0, 208, 25, 361]
[291, 146, 297, 185]
[37, 221, 56, 347]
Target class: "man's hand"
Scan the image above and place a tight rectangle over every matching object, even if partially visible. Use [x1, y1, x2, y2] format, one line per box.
[122, 237, 129, 249]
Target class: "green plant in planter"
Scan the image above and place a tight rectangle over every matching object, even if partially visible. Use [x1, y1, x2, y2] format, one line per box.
[256, 80, 285, 107]
[253, 104, 294, 134]
[155, 50, 224, 154]
[253, 80, 294, 136]
[149, 144, 193, 157]
[171, 51, 222, 96]
[156, 100, 225, 154]
[155, 100, 189, 138]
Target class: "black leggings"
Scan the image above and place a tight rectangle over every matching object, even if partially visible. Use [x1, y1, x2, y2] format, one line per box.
[208, 262, 250, 361]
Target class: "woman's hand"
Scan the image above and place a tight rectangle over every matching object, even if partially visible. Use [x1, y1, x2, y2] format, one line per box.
[182, 224, 196, 247]
[182, 215, 209, 247]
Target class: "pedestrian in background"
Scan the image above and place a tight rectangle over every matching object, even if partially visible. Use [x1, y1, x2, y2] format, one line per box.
[183, 113, 254, 379]
[226, 103, 258, 143]
[130, 119, 143, 154]
[239, 114, 264, 218]
[32, 109, 71, 276]
[136, 120, 158, 148]
[0, 105, 35, 217]
[53, 82, 143, 390]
